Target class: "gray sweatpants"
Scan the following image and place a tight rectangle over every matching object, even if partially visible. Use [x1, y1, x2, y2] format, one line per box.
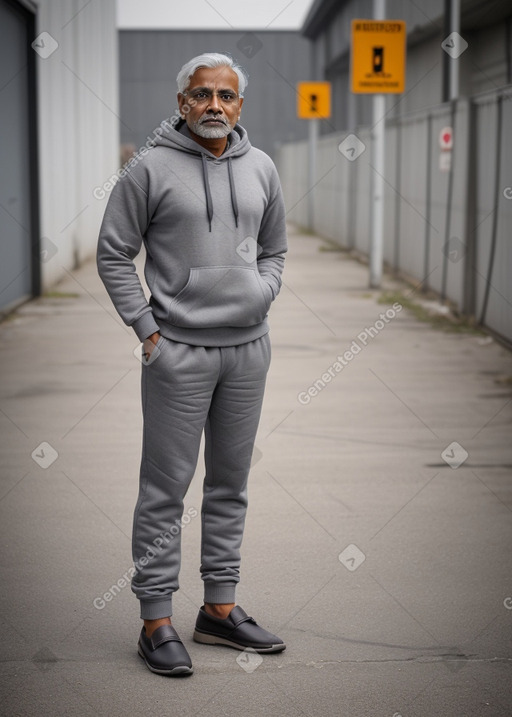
[131, 333, 271, 620]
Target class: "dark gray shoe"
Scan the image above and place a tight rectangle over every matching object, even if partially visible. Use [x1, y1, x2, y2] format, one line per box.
[193, 605, 286, 653]
[138, 624, 193, 676]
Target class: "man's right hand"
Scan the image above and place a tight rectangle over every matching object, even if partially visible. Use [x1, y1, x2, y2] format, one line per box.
[143, 332, 161, 361]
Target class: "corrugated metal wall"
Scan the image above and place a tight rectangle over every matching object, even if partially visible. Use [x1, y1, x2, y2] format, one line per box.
[0, 0, 35, 313]
[35, 0, 119, 289]
[473, 91, 512, 340]
[277, 89, 512, 343]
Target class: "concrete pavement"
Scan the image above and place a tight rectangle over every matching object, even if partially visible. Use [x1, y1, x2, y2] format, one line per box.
[1, 225, 511, 716]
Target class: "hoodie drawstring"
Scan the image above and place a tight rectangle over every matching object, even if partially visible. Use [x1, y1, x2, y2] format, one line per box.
[200, 153, 240, 232]
[201, 153, 214, 232]
[227, 157, 239, 228]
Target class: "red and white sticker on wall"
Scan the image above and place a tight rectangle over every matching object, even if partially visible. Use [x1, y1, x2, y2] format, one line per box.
[439, 126, 453, 171]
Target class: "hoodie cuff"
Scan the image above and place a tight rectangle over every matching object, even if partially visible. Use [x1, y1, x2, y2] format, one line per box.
[131, 311, 160, 342]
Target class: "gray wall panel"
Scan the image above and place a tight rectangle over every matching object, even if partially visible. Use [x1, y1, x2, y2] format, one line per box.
[0, 0, 32, 310]
[35, 0, 119, 288]
[383, 123, 398, 267]
[0, 0, 119, 302]
[474, 93, 512, 339]
[277, 89, 511, 342]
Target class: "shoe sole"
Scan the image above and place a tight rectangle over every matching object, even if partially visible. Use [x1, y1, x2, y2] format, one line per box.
[137, 645, 193, 676]
[193, 629, 286, 653]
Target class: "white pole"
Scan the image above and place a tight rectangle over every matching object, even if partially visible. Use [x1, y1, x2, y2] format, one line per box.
[449, 0, 460, 100]
[369, 0, 386, 288]
[308, 117, 318, 231]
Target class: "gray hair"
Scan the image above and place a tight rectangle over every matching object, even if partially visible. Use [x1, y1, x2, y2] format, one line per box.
[176, 52, 248, 97]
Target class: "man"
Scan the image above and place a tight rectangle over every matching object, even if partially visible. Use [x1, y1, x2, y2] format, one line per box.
[97, 52, 287, 676]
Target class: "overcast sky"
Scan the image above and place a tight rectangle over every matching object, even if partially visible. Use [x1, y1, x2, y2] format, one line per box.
[117, 0, 315, 30]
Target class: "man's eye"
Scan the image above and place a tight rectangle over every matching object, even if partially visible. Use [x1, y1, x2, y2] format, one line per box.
[194, 92, 207, 99]
[221, 94, 236, 101]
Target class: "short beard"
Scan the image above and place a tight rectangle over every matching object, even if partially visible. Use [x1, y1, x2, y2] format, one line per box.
[188, 114, 233, 139]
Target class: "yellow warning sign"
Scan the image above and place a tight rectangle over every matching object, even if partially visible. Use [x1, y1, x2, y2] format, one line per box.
[297, 82, 331, 119]
[351, 20, 406, 94]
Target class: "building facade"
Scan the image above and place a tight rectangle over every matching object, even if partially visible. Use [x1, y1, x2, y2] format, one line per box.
[0, 0, 119, 313]
[277, 0, 512, 343]
[302, 0, 512, 132]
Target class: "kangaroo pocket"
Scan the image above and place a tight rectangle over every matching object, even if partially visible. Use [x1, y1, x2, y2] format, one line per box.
[168, 266, 272, 329]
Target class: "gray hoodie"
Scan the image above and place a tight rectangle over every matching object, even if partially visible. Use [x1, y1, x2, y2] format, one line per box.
[96, 119, 287, 346]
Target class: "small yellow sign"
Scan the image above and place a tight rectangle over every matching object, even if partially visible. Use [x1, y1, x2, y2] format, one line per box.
[351, 19, 406, 94]
[297, 82, 331, 119]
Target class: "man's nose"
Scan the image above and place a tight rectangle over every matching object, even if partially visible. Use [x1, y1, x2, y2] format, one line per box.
[207, 93, 222, 112]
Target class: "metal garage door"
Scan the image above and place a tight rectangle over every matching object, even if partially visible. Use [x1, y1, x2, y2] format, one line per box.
[0, 0, 39, 314]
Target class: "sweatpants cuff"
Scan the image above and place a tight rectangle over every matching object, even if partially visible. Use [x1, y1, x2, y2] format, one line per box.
[203, 583, 237, 605]
[139, 598, 173, 620]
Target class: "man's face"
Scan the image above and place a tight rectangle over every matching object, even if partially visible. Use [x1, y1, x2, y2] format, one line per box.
[178, 66, 244, 139]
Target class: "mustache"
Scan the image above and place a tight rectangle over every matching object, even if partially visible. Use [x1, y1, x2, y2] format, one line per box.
[199, 115, 228, 125]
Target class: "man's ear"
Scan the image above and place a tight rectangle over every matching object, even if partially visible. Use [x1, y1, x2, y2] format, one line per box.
[238, 97, 244, 119]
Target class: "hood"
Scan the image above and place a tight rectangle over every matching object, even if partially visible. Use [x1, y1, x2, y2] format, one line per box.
[153, 119, 251, 231]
